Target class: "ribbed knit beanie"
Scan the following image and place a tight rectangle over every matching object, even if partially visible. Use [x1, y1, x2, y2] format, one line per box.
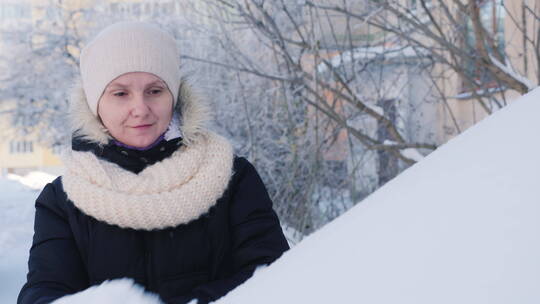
[80, 21, 181, 116]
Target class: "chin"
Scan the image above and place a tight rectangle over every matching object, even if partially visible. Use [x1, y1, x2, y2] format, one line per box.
[121, 136, 160, 148]
[134, 138, 157, 148]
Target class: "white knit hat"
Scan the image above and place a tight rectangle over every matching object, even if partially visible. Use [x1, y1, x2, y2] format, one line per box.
[80, 21, 181, 116]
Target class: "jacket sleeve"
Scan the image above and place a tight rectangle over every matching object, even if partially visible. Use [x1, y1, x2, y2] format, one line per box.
[17, 179, 89, 304]
[188, 157, 290, 304]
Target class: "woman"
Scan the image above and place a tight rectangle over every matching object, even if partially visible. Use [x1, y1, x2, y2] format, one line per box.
[18, 21, 289, 304]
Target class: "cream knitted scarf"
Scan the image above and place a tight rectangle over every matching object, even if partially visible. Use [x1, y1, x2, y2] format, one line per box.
[62, 131, 233, 230]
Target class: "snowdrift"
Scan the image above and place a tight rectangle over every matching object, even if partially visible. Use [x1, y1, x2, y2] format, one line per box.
[7, 171, 57, 190]
[216, 88, 540, 304]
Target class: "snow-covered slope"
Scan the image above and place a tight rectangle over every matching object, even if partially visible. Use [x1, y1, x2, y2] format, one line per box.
[0, 178, 41, 303]
[7, 171, 57, 190]
[217, 88, 540, 304]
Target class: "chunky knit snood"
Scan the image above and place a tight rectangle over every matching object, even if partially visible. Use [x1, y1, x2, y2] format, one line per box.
[62, 130, 233, 230]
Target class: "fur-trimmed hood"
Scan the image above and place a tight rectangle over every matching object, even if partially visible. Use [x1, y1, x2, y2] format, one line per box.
[69, 77, 212, 148]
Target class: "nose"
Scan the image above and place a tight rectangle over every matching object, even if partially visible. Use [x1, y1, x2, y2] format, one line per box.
[130, 92, 151, 117]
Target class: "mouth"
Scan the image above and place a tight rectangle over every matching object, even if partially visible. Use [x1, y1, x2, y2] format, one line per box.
[132, 124, 153, 129]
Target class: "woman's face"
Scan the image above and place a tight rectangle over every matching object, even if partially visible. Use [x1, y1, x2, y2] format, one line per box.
[98, 72, 174, 148]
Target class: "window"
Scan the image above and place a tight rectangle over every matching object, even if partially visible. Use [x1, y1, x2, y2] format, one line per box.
[462, 0, 505, 91]
[109, 3, 119, 14]
[52, 144, 64, 155]
[45, 5, 59, 19]
[144, 3, 152, 15]
[9, 140, 34, 154]
[109, 1, 176, 17]
[0, 3, 31, 20]
[131, 3, 141, 16]
[109, 3, 129, 14]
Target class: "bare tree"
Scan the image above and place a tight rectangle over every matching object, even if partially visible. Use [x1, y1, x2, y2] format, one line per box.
[310, 0, 539, 112]
[183, 0, 538, 239]
[183, 0, 443, 238]
[0, 0, 94, 146]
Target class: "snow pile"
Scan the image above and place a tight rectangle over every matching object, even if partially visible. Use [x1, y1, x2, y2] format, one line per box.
[7, 171, 57, 190]
[216, 88, 540, 304]
[52, 279, 163, 304]
[0, 178, 40, 303]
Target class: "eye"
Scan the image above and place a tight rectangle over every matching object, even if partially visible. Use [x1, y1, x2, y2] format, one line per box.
[148, 88, 163, 95]
[113, 91, 127, 97]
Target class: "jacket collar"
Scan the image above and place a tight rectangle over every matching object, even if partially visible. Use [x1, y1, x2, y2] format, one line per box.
[72, 136, 183, 174]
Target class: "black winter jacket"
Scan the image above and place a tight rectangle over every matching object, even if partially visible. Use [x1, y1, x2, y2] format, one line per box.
[17, 143, 289, 304]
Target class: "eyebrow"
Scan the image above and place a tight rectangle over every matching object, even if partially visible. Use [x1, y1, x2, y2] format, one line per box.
[106, 80, 167, 90]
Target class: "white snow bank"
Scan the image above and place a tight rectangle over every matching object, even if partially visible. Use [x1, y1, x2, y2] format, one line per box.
[216, 88, 540, 304]
[52, 279, 163, 304]
[7, 171, 57, 190]
[0, 178, 40, 303]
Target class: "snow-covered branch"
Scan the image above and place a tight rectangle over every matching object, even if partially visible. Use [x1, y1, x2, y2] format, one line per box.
[489, 54, 537, 92]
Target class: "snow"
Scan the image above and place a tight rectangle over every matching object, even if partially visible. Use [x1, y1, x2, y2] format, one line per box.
[489, 54, 537, 92]
[216, 87, 540, 303]
[452, 86, 505, 100]
[365, 103, 385, 116]
[7, 171, 57, 190]
[0, 178, 41, 303]
[317, 45, 425, 73]
[382, 140, 425, 162]
[281, 224, 303, 246]
[400, 147, 424, 162]
[52, 279, 163, 304]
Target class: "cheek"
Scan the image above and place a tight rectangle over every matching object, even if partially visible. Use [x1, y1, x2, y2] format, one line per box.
[156, 106, 173, 127]
[155, 98, 174, 122]
[98, 102, 124, 128]
[100, 113, 116, 129]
